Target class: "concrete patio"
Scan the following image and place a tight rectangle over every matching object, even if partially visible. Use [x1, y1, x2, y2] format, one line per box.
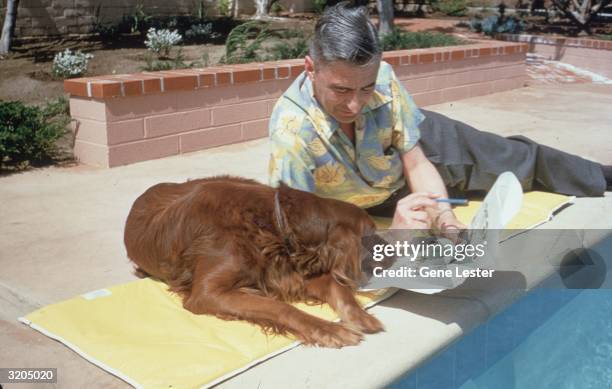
[1, 82, 611, 388]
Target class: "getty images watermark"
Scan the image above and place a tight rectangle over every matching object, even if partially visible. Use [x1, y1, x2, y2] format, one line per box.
[359, 229, 611, 291]
[369, 236, 493, 279]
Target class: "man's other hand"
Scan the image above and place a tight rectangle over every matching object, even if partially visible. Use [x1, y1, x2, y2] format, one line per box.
[390, 192, 440, 229]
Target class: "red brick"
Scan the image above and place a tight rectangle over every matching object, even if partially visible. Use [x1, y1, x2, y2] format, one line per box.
[122, 79, 142, 96]
[90, 81, 122, 99]
[140, 77, 162, 94]
[480, 47, 492, 57]
[198, 73, 215, 88]
[216, 71, 232, 86]
[450, 50, 465, 61]
[64, 79, 88, 97]
[161, 73, 198, 91]
[277, 66, 290, 78]
[290, 63, 305, 78]
[263, 66, 276, 80]
[418, 53, 434, 64]
[383, 55, 400, 67]
[234, 68, 262, 83]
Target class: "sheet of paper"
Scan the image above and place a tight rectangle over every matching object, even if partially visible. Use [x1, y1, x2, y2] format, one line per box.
[359, 172, 524, 294]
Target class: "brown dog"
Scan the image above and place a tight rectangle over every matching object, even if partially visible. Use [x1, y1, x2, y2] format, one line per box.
[124, 176, 384, 347]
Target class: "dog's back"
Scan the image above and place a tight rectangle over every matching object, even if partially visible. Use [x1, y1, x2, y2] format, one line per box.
[124, 176, 266, 283]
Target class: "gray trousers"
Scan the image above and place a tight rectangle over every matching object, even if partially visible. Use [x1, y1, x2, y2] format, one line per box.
[366, 110, 606, 217]
[419, 109, 606, 197]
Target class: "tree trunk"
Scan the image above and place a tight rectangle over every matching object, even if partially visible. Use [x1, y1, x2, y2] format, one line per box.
[377, 0, 394, 37]
[0, 0, 20, 55]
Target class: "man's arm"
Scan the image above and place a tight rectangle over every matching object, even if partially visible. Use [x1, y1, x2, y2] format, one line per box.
[401, 144, 466, 230]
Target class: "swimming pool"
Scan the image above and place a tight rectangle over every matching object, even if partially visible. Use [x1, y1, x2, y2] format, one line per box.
[390, 238, 612, 389]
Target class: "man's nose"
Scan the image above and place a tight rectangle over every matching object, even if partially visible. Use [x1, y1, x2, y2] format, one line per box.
[346, 94, 363, 114]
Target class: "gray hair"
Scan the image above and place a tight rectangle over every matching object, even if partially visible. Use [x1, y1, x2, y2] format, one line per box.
[309, 2, 381, 67]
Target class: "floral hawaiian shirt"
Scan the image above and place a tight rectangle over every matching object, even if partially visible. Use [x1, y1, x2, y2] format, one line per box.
[268, 61, 425, 208]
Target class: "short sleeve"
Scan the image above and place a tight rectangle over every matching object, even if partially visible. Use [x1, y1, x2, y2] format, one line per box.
[389, 68, 425, 154]
[268, 116, 316, 192]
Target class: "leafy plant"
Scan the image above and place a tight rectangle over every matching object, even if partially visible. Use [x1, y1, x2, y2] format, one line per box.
[127, 1, 152, 34]
[185, 23, 221, 40]
[469, 15, 525, 36]
[0, 98, 71, 171]
[92, 3, 120, 40]
[218, 0, 232, 17]
[143, 47, 188, 71]
[432, 0, 468, 16]
[380, 29, 465, 51]
[221, 21, 269, 64]
[266, 38, 309, 60]
[270, 1, 284, 14]
[52, 49, 94, 79]
[145, 28, 183, 58]
[278, 29, 306, 39]
[313, 0, 327, 14]
[193, 0, 208, 21]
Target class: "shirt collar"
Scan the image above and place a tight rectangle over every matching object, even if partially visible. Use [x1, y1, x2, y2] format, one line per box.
[283, 67, 393, 139]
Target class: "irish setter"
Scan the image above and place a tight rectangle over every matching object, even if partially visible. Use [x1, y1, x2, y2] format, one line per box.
[124, 176, 384, 348]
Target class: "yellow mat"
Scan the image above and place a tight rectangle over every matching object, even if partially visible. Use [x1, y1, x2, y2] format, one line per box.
[19, 191, 573, 389]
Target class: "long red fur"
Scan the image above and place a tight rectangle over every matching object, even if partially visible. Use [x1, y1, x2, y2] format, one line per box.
[124, 176, 384, 347]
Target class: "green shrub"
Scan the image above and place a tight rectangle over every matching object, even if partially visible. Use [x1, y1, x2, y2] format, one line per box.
[221, 21, 269, 64]
[266, 38, 309, 60]
[218, 0, 232, 17]
[432, 0, 468, 16]
[0, 98, 71, 170]
[380, 29, 466, 51]
[313, 0, 327, 14]
[270, 1, 284, 14]
[470, 15, 524, 36]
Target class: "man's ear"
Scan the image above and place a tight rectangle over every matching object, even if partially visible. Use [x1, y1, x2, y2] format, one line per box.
[304, 55, 315, 81]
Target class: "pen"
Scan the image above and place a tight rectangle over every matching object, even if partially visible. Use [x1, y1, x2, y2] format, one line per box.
[435, 198, 469, 205]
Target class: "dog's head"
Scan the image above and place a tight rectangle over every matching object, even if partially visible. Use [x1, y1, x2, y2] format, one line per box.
[276, 183, 376, 288]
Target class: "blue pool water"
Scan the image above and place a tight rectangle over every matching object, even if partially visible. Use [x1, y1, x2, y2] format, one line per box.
[391, 239, 612, 389]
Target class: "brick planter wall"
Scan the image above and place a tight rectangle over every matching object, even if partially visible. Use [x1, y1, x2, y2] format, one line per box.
[65, 41, 528, 168]
[501, 34, 612, 78]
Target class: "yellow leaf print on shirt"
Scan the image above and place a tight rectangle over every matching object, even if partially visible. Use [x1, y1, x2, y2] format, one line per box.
[375, 175, 395, 188]
[367, 155, 392, 170]
[268, 153, 277, 175]
[280, 115, 301, 134]
[377, 130, 392, 149]
[346, 193, 389, 208]
[308, 138, 327, 157]
[392, 131, 404, 149]
[307, 107, 328, 132]
[314, 162, 346, 188]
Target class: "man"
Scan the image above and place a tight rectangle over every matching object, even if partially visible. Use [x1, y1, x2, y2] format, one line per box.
[268, 2, 612, 230]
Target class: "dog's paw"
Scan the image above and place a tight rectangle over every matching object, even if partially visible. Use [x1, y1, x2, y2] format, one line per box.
[344, 309, 385, 334]
[301, 321, 364, 348]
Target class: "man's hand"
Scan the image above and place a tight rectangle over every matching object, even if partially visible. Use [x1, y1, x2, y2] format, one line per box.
[390, 192, 440, 229]
[434, 208, 467, 231]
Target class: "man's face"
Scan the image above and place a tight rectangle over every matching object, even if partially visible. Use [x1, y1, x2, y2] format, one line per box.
[305, 56, 379, 124]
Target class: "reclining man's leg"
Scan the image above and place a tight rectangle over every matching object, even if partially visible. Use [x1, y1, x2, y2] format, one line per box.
[418, 109, 609, 197]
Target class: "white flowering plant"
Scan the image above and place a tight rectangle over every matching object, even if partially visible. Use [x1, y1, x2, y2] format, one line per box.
[145, 28, 182, 58]
[52, 49, 94, 79]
